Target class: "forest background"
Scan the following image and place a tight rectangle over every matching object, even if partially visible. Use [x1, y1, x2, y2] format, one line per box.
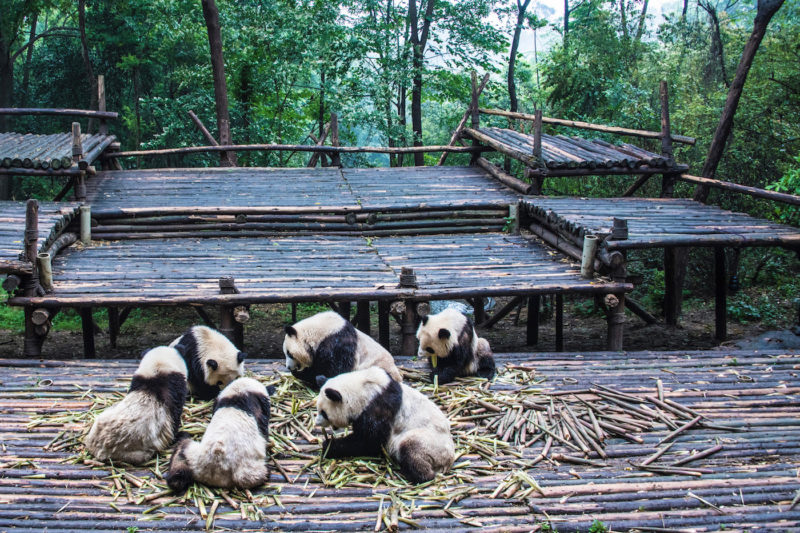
[0, 0, 798, 345]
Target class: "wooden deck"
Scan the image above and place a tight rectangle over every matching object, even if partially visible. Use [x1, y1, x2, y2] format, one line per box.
[0, 132, 116, 175]
[8, 233, 628, 307]
[524, 197, 800, 249]
[0, 201, 78, 275]
[464, 127, 689, 175]
[1, 349, 798, 532]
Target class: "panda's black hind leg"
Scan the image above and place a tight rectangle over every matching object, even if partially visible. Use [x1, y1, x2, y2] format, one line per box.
[476, 355, 496, 380]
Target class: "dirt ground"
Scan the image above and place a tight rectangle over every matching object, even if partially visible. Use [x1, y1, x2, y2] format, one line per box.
[1, 294, 796, 360]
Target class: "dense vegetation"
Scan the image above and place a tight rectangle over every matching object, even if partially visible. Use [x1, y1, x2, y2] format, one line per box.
[1, 0, 798, 333]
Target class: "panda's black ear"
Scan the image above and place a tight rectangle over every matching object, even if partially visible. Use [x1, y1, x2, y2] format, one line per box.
[284, 326, 297, 337]
[438, 328, 451, 340]
[324, 388, 342, 403]
[421, 315, 429, 325]
[237, 351, 247, 364]
[266, 385, 276, 396]
[206, 359, 219, 371]
[315, 375, 328, 388]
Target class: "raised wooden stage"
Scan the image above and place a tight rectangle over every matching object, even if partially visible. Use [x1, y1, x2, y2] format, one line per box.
[0, 202, 78, 275]
[2, 349, 798, 531]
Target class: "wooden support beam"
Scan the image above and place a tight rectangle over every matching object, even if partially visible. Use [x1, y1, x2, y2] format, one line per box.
[329, 113, 341, 167]
[555, 293, 564, 352]
[606, 293, 625, 351]
[715, 247, 727, 342]
[398, 267, 418, 356]
[664, 247, 684, 326]
[307, 122, 331, 168]
[188, 110, 220, 146]
[355, 300, 370, 335]
[480, 295, 523, 329]
[623, 173, 652, 197]
[471, 297, 487, 325]
[218, 276, 243, 348]
[533, 109, 543, 165]
[108, 307, 120, 348]
[678, 173, 800, 206]
[438, 73, 490, 166]
[378, 300, 390, 350]
[0, 107, 118, 119]
[475, 157, 534, 195]
[80, 307, 96, 358]
[97, 75, 108, 135]
[526, 295, 539, 345]
[194, 306, 217, 330]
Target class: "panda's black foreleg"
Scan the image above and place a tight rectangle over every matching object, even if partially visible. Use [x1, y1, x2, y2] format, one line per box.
[477, 355, 497, 380]
[431, 365, 459, 385]
[322, 433, 382, 459]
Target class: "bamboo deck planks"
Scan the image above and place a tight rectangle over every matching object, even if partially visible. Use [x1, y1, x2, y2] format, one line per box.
[525, 197, 800, 249]
[1, 349, 797, 531]
[0, 132, 116, 172]
[0, 201, 79, 274]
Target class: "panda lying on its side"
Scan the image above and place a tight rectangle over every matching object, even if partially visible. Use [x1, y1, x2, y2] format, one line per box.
[166, 377, 272, 492]
[315, 367, 454, 483]
[84, 346, 187, 465]
[283, 311, 402, 388]
[416, 308, 496, 384]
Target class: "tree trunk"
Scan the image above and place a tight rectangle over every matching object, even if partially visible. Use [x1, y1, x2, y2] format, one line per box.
[318, 69, 326, 138]
[408, 0, 435, 167]
[21, 12, 37, 108]
[700, 1, 729, 88]
[694, 0, 785, 202]
[508, 0, 531, 114]
[563, 0, 569, 49]
[634, 0, 649, 43]
[620, 0, 629, 40]
[682, 0, 689, 19]
[201, 0, 237, 167]
[78, 0, 98, 131]
[0, 39, 12, 133]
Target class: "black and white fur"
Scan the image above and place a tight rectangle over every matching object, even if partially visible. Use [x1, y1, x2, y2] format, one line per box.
[84, 346, 188, 465]
[166, 377, 271, 492]
[170, 325, 246, 400]
[416, 308, 496, 384]
[315, 367, 454, 483]
[283, 311, 402, 388]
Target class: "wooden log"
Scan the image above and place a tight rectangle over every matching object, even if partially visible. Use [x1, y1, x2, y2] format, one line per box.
[306, 122, 331, 168]
[104, 143, 484, 158]
[218, 276, 243, 348]
[463, 128, 537, 166]
[478, 107, 696, 144]
[355, 300, 370, 335]
[329, 112, 341, 167]
[678, 173, 800, 206]
[71, 123, 82, 162]
[555, 293, 563, 352]
[378, 300, 390, 349]
[523, 164, 689, 178]
[480, 295, 523, 329]
[108, 306, 119, 348]
[475, 157, 533, 194]
[187, 110, 220, 146]
[37, 253, 53, 292]
[607, 292, 625, 350]
[526, 295, 539, 345]
[438, 73, 490, 165]
[97, 75, 108, 135]
[0, 107, 118, 119]
[715, 247, 727, 342]
[80, 307, 96, 358]
[623, 174, 653, 197]
[78, 136, 116, 170]
[533, 110, 543, 167]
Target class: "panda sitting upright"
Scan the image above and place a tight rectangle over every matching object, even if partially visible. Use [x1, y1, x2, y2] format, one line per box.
[170, 325, 246, 401]
[283, 311, 402, 388]
[416, 307, 496, 384]
[315, 367, 454, 483]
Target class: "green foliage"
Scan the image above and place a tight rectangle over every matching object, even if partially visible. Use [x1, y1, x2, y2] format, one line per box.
[768, 155, 800, 225]
[277, 302, 331, 325]
[573, 299, 605, 318]
[727, 294, 783, 327]
[0, 301, 25, 333]
[589, 520, 609, 533]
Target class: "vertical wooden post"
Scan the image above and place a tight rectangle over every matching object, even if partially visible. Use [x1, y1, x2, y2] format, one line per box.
[329, 112, 341, 167]
[526, 295, 539, 345]
[72, 122, 86, 201]
[714, 247, 727, 342]
[472, 297, 487, 325]
[37, 253, 52, 291]
[555, 293, 564, 352]
[23, 199, 44, 357]
[469, 72, 480, 165]
[508, 203, 520, 234]
[398, 267, 418, 356]
[80, 307, 96, 358]
[664, 248, 679, 326]
[533, 109, 543, 164]
[80, 205, 91, 245]
[337, 301, 351, 321]
[97, 75, 108, 135]
[378, 300, 390, 350]
[108, 307, 120, 348]
[607, 293, 626, 350]
[355, 300, 370, 335]
[218, 276, 243, 348]
[291, 302, 297, 323]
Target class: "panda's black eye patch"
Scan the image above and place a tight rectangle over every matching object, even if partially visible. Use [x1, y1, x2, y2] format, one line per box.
[425, 347, 435, 354]
[320, 409, 328, 420]
[216, 381, 223, 386]
[286, 352, 295, 360]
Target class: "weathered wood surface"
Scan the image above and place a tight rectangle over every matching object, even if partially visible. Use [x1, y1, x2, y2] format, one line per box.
[525, 197, 800, 249]
[8, 233, 628, 306]
[1, 349, 798, 532]
[0, 132, 116, 171]
[0, 201, 79, 275]
[467, 127, 680, 172]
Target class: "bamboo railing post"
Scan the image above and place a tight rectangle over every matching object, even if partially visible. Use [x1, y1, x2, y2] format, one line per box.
[526, 109, 545, 194]
[398, 267, 418, 356]
[218, 276, 244, 348]
[437, 73, 489, 166]
[71, 122, 86, 201]
[97, 75, 108, 135]
[526, 295, 539, 345]
[329, 113, 341, 167]
[22, 199, 44, 357]
[79, 205, 91, 245]
[378, 300, 390, 350]
[80, 308, 96, 358]
[355, 300, 370, 335]
[715, 247, 727, 341]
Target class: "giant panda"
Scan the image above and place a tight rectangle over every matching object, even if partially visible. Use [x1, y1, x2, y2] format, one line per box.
[84, 346, 188, 465]
[165, 377, 271, 493]
[170, 325, 246, 400]
[416, 307, 496, 384]
[315, 367, 454, 483]
[283, 311, 402, 388]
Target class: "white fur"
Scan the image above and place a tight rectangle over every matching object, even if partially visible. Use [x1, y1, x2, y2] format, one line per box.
[417, 308, 482, 373]
[170, 325, 244, 390]
[84, 347, 187, 464]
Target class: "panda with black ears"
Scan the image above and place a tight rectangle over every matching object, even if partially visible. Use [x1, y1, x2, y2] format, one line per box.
[166, 377, 272, 492]
[84, 346, 188, 465]
[169, 325, 246, 400]
[315, 367, 454, 483]
[283, 311, 402, 388]
[416, 307, 496, 384]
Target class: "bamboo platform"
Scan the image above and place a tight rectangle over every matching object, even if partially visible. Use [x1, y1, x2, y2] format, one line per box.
[1, 349, 798, 532]
[0, 201, 79, 275]
[0, 132, 116, 175]
[7, 233, 627, 307]
[465, 127, 688, 174]
[524, 197, 800, 249]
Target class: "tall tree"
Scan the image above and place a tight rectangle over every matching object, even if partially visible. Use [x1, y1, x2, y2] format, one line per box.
[507, 0, 532, 114]
[408, 0, 435, 166]
[77, 0, 97, 130]
[200, 0, 236, 166]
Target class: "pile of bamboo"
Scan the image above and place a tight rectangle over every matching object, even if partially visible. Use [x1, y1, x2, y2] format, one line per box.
[0, 132, 115, 170]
